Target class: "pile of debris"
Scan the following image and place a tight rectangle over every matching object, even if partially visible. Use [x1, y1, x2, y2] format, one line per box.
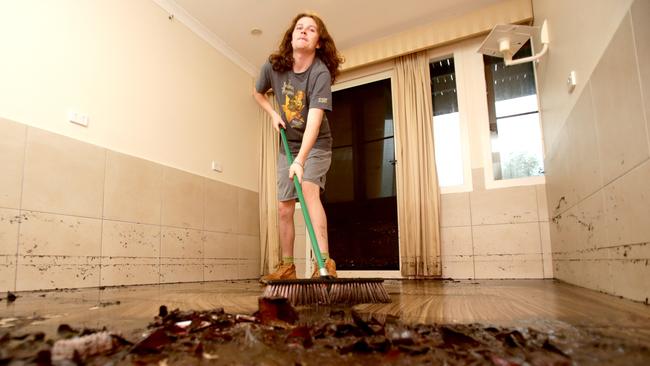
[1, 297, 648, 365]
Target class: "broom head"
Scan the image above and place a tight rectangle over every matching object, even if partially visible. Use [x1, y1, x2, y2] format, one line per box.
[261, 278, 391, 306]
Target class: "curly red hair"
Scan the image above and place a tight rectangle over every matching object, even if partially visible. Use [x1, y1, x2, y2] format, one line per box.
[269, 13, 344, 83]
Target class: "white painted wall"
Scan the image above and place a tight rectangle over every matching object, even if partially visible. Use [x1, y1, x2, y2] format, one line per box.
[0, 0, 260, 191]
[533, 0, 634, 153]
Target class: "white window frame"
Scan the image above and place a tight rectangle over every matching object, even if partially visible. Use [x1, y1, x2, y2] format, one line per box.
[427, 47, 473, 194]
[304, 70, 402, 279]
[479, 42, 546, 190]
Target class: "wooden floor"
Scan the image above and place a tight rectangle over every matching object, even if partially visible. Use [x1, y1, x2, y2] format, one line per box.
[2, 279, 649, 346]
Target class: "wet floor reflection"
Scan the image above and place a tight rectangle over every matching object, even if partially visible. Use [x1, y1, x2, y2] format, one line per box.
[1, 279, 649, 363]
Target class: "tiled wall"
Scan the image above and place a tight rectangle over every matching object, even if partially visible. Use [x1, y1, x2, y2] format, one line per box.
[439, 169, 552, 279]
[544, 0, 650, 302]
[0, 117, 260, 292]
[292, 168, 551, 280]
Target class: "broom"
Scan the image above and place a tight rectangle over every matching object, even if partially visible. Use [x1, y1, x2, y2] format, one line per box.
[261, 128, 391, 306]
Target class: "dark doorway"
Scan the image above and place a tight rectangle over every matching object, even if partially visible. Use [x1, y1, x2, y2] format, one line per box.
[324, 78, 399, 271]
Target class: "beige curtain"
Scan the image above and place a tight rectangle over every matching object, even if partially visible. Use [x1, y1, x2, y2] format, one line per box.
[393, 51, 442, 277]
[258, 94, 280, 275]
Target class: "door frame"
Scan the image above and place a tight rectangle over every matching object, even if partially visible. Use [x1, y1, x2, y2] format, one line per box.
[305, 70, 403, 279]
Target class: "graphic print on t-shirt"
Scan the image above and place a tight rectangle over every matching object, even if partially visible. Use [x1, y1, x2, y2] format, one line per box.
[281, 79, 305, 129]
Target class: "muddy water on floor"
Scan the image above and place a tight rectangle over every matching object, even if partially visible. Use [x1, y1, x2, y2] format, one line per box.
[1, 279, 649, 364]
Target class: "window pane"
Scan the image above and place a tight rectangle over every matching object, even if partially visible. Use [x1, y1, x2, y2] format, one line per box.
[495, 95, 538, 118]
[484, 40, 544, 181]
[362, 87, 394, 141]
[329, 102, 353, 147]
[430, 56, 464, 187]
[326, 147, 354, 203]
[491, 112, 544, 179]
[430, 58, 458, 115]
[433, 112, 464, 186]
[363, 137, 396, 199]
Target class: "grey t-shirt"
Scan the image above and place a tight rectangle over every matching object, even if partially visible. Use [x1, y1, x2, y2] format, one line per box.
[255, 58, 333, 152]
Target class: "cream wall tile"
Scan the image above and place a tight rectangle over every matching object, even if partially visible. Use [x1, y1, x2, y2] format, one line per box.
[535, 185, 549, 222]
[294, 207, 306, 232]
[0, 118, 26, 209]
[16, 255, 100, 291]
[472, 223, 541, 255]
[240, 261, 260, 279]
[565, 86, 604, 201]
[548, 216, 565, 256]
[237, 188, 259, 235]
[609, 259, 649, 303]
[203, 231, 238, 259]
[548, 213, 568, 259]
[566, 257, 613, 294]
[204, 178, 238, 233]
[160, 258, 203, 283]
[474, 254, 543, 279]
[550, 190, 606, 255]
[545, 127, 577, 217]
[103, 151, 162, 225]
[238, 234, 260, 261]
[603, 160, 650, 246]
[631, 0, 650, 144]
[608, 244, 650, 300]
[22, 128, 105, 217]
[539, 222, 551, 254]
[0, 208, 20, 255]
[101, 257, 159, 286]
[295, 259, 307, 278]
[441, 256, 474, 279]
[470, 186, 538, 225]
[542, 254, 553, 279]
[550, 204, 593, 255]
[204, 259, 238, 281]
[609, 242, 650, 260]
[471, 168, 485, 191]
[553, 260, 573, 284]
[441, 227, 473, 256]
[548, 244, 569, 261]
[583, 247, 611, 262]
[19, 211, 101, 256]
[590, 248, 614, 292]
[440, 193, 471, 227]
[576, 190, 607, 249]
[0, 255, 16, 292]
[294, 232, 307, 259]
[590, 14, 649, 184]
[101, 220, 160, 257]
[161, 168, 204, 230]
[293, 212, 308, 262]
[161, 227, 203, 258]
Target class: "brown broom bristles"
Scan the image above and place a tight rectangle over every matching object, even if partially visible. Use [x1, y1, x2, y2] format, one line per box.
[261, 278, 390, 306]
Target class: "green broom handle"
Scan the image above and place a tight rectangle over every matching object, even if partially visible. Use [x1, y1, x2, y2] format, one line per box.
[279, 128, 327, 273]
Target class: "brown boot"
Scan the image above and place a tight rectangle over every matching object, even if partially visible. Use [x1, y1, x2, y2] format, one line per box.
[311, 258, 337, 278]
[260, 263, 296, 282]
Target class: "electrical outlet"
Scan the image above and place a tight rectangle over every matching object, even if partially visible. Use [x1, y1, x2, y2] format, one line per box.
[567, 71, 577, 93]
[68, 111, 89, 127]
[211, 161, 222, 172]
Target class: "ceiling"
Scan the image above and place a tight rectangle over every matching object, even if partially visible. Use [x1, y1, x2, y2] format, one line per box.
[159, 0, 501, 75]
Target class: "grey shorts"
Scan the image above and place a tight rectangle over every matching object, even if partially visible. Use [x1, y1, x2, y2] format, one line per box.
[277, 148, 332, 201]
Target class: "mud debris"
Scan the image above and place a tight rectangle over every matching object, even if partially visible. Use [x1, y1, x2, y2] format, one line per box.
[0, 297, 648, 365]
[2, 292, 18, 303]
